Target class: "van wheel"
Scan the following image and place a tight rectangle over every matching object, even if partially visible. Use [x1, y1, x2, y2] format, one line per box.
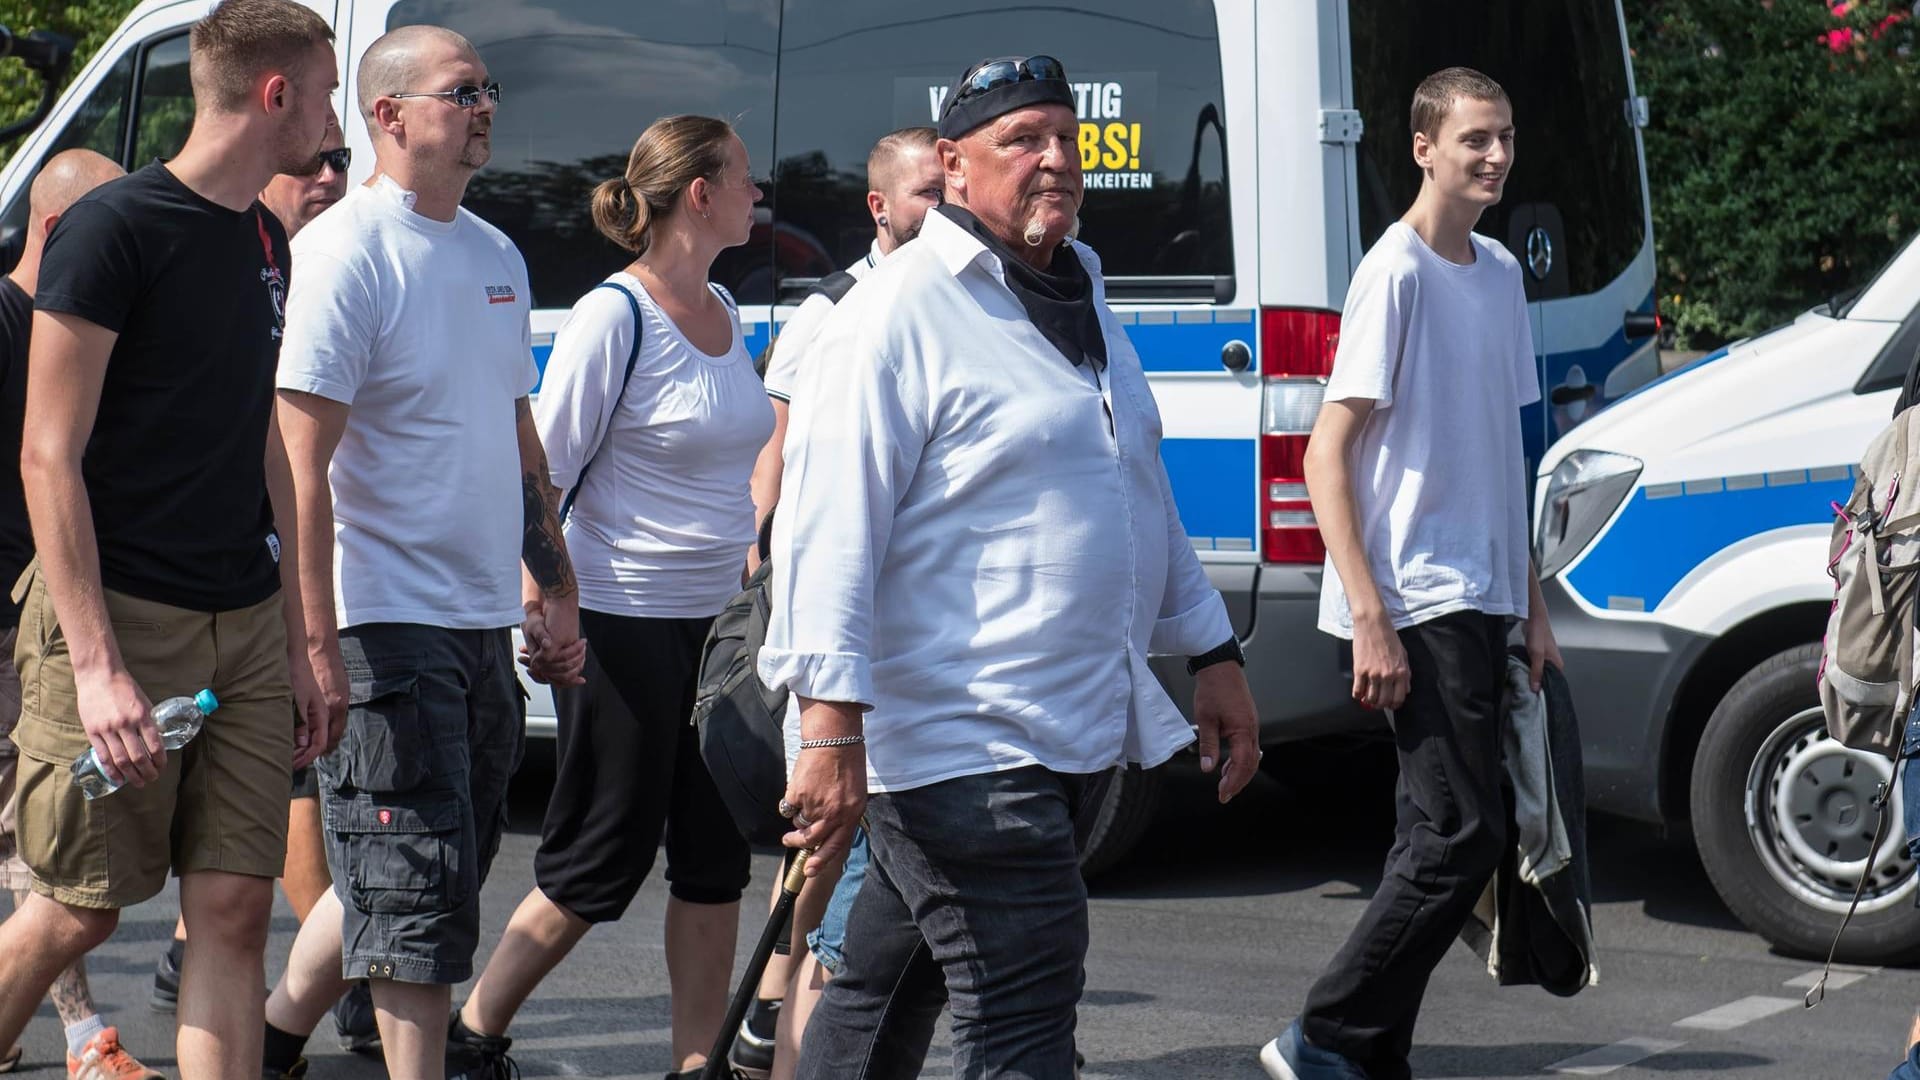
[1075, 763, 1164, 880]
[1690, 644, 1920, 962]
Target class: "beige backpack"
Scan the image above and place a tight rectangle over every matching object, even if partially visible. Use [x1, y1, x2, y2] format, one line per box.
[1820, 405, 1920, 760]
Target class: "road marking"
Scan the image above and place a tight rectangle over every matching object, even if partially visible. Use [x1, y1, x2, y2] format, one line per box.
[1672, 996, 1800, 1031]
[1784, 965, 1881, 992]
[1546, 1037, 1687, 1075]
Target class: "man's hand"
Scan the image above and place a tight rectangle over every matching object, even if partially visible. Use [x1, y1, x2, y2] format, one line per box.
[306, 635, 350, 757]
[1351, 611, 1411, 711]
[75, 666, 159, 787]
[782, 699, 867, 876]
[519, 597, 587, 687]
[1193, 662, 1259, 803]
[1525, 611, 1564, 693]
[288, 650, 327, 770]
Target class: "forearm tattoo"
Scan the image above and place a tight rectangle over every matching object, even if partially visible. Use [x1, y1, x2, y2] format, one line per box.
[517, 400, 576, 598]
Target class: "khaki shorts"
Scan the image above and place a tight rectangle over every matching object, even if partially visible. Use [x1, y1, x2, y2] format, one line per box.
[0, 624, 27, 892]
[10, 564, 293, 909]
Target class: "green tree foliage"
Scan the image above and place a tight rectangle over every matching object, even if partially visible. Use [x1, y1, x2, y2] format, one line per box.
[0, 0, 141, 168]
[1629, 1, 1920, 347]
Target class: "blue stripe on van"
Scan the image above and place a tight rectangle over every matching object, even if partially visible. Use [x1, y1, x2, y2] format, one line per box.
[1159, 437, 1257, 551]
[1563, 468, 1853, 612]
[1120, 310, 1256, 373]
[529, 323, 773, 395]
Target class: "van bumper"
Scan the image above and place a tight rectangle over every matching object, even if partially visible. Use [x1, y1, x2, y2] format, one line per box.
[1542, 577, 1712, 824]
[1148, 561, 1383, 745]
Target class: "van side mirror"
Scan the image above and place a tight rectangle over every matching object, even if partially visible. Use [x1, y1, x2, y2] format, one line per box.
[1624, 311, 1659, 341]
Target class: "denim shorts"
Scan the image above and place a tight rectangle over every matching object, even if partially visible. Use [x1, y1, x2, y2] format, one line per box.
[318, 623, 524, 984]
[807, 828, 868, 975]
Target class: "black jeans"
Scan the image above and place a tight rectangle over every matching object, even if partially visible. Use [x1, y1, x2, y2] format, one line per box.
[1301, 611, 1510, 1080]
[795, 765, 1095, 1080]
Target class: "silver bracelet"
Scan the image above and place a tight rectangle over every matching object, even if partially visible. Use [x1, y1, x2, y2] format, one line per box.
[799, 734, 866, 749]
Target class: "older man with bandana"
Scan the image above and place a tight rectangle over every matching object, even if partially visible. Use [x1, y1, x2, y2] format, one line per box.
[761, 54, 1260, 1079]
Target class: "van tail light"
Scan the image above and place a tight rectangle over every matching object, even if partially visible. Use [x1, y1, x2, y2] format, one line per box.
[1259, 308, 1340, 564]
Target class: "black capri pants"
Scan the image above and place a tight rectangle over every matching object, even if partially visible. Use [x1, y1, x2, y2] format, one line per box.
[534, 608, 752, 923]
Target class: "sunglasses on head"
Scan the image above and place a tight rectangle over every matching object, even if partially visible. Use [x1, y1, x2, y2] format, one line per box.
[390, 81, 501, 109]
[953, 55, 1067, 106]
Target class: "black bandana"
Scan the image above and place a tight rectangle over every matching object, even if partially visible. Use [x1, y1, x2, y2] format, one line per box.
[940, 204, 1107, 371]
[937, 64, 1076, 141]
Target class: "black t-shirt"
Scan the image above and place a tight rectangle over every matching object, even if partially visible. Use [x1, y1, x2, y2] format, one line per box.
[35, 162, 288, 612]
[0, 276, 29, 628]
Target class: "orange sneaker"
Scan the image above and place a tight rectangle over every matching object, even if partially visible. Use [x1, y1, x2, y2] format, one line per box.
[67, 1027, 162, 1080]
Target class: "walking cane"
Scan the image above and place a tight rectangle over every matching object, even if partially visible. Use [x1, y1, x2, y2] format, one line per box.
[701, 847, 812, 1080]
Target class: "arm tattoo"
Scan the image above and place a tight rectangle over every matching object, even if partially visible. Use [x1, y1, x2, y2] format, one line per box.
[517, 399, 576, 598]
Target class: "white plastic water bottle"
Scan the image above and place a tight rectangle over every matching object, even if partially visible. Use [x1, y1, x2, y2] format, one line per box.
[70, 688, 219, 800]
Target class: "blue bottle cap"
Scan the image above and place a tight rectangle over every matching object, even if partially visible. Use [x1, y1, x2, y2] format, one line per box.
[194, 689, 219, 715]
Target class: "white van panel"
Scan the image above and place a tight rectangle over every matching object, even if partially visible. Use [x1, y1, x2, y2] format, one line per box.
[1253, 0, 1346, 311]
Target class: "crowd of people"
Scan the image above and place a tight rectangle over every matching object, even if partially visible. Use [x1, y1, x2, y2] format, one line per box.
[0, 1, 1559, 1078]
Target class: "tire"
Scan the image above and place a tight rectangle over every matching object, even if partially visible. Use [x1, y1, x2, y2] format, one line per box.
[1690, 644, 1920, 962]
[1075, 763, 1164, 880]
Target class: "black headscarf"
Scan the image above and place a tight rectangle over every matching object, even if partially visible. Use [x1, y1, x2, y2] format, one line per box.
[939, 204, 1107, 371]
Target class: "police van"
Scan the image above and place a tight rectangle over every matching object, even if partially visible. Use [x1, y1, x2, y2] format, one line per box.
[0, 0, 1657, 875]
[1537, 231, 1920, 961]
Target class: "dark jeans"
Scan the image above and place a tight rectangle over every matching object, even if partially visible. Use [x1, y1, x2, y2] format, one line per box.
[795, 765, 1096, 1080]
[1301, 611, 1510, 1080]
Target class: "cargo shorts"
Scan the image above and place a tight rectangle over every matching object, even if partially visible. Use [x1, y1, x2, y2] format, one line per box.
[9, 564, 293, 909]
[319, 622, 524, 985]
[0, 625, 28, 892]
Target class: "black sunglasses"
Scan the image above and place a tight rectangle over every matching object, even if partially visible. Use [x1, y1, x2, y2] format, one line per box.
[953, 55, 1067, 105]
[390, 81, 501, 109]
[316, 146, 351, 174]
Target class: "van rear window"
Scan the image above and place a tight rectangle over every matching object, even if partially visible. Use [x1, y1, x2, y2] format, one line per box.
[1350, 0, 1645, 299]
[769, 0, 1233, 300]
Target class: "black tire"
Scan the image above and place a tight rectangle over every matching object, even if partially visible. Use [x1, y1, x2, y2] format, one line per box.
[1690, 644, 1920, 962]
[1075, 763, 1164, 880]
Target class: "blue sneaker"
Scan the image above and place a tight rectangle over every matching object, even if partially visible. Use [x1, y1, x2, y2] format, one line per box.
[1889, 1039, 1920, 1080]
[1258, 1021, 1370, 1080]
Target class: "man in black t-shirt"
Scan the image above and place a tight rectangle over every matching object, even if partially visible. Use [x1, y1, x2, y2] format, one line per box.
[0, 2, 340, 1074]
[0, 148, 148, 1080]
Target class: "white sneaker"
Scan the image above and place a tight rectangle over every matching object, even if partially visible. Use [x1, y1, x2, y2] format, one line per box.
[1259, 1036, 1300, 1080]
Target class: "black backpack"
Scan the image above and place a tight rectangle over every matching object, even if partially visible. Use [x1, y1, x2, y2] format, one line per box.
[692, 269, 862, 846]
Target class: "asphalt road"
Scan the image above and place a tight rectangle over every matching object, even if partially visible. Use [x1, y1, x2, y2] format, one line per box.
[7, 742, 1920, 1080]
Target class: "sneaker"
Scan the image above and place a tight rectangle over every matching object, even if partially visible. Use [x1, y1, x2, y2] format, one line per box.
[67, 1028, 163, 1080]
[727, 998, 779, 1080]
[446, 1012, 517, 1080]
[333, 980, 380, 1055]
[1257, 1021, 1369, 1080]
[262, 1059, 308, 1080]
[149, 946, 182, 1013]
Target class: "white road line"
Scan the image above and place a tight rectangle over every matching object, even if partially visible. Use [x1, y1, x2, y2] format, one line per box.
[1784, 966, 1882, 992]
[1546, 1037, 1687, 1075]
[1672, 996, 1800, 1031]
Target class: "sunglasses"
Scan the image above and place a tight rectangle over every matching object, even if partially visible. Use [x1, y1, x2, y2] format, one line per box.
[953, 55, 1068, 106]
[390, 81, 501, 109]
[316, 146, 351, 174]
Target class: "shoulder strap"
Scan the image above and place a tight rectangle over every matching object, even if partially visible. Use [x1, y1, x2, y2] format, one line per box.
[558, 282, 646, 523]
[808, 270, 859, 305]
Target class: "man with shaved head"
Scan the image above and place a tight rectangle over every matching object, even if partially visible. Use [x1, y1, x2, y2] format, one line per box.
[1, 0, 337, 1075]
[261, 23, 578, 1080]
[0, 148, 159, 1080]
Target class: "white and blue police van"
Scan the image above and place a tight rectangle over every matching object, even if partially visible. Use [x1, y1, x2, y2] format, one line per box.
[1536, 230, 1920, 961]
[0, 0, 1658, 877]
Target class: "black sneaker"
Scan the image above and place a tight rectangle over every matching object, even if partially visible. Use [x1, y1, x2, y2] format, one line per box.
[446, 1011, 517, 1080]
[262, 1058, 308, 1080]
[726, 998, 779, 1080]
[332, 980, 380, 1055]
[149, 944, 183, 1013]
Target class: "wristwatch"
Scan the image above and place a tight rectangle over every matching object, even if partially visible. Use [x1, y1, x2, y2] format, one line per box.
[1186, 637, 1246, 676]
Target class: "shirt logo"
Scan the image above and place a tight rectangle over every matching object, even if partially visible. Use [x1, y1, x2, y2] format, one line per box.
[378, 808, 392, 826]
[485, 284, 517, 305]
[261, 267, 286, 340]
[266, 531, 281, 564]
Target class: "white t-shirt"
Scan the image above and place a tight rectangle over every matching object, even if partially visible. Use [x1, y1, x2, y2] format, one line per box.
[276, 179, 538, 630]
[536, 274, 774, 618]
[761, 242, 881, 402]
[1317, 221, 1541, 638]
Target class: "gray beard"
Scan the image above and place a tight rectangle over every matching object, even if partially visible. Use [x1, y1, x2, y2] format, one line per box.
[459, 140, 491, 170]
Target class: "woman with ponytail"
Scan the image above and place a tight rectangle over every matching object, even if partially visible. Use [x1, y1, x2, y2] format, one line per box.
[451, 116, 772, 1080]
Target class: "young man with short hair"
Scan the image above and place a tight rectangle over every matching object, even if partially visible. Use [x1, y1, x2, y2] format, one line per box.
[1262, 67, 1562, 1080]
[0, 2, 338, 1078]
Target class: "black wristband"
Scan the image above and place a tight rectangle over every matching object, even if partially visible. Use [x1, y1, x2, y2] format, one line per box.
[1187, 637, 1246, 676]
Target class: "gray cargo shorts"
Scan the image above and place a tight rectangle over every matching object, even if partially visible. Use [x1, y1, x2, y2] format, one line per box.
[318, 622, 524, 985]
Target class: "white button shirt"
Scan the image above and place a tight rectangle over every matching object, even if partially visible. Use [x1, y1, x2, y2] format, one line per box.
[757, 208, 1233, 794]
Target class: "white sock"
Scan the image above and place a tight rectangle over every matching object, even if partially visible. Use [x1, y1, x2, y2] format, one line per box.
[64, 1015, 106, 1059]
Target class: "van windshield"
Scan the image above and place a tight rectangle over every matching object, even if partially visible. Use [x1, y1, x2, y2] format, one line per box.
[1349, 0, 1645, 299]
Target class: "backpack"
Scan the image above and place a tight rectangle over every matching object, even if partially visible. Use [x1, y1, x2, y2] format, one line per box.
[691, 269, 863, 846]
[1819, 404, 1920, 760]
